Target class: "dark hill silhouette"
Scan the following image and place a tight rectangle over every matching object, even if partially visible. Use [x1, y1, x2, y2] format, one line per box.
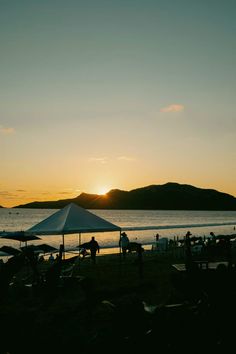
[14, 182, 236, 210]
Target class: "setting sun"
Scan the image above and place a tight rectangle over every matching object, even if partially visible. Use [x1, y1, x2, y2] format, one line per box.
[97, 186, 110, 195]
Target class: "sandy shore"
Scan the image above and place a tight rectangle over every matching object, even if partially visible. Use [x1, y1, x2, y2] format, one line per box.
[1, 249, 236, 354]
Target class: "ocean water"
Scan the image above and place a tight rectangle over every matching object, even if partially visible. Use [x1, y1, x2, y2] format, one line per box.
[0, 208, 236, 256]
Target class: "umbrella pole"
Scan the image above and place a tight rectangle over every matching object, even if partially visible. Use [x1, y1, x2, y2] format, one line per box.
[119, 230, 122, 263]
[62, 234, 65, 260]
[78, 233, 81, 270]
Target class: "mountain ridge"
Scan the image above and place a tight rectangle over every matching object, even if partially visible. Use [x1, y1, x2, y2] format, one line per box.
[12, 182, 236, 211]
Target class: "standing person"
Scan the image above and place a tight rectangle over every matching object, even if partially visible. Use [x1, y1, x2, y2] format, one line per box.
[185, 231, 193, 271]
[152, 233, 160, 251]
[89, 236, 100, 263]
[49, 253, 55, 263]
[119, 232, 130, 257]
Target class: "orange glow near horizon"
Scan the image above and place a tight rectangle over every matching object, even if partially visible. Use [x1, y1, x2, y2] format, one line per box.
[96, 186, 110, 195]
[1, 177, 236, 208]
[1, 1, 236, 209]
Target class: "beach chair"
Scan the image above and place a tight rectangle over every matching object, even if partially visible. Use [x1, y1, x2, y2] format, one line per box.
[59, 256, 85, 286]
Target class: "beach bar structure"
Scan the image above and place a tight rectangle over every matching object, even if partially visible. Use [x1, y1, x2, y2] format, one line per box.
[26, 203, 121, 257]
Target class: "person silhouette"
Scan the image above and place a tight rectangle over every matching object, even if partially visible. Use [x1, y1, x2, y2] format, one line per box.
[185, 231, 193, 271]
[49, 253, 55, 262]
[151, 233, 160, 251]
[119, 232, 130, 257]
[89, 236, 100, 263]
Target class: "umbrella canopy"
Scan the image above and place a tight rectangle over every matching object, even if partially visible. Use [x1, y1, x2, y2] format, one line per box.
[0, 231, 41, 242]
[21, 243, 57, 254]
[0, 245, 21, 256]
[26, 203, 121, 235]
[26, 203, 121, 257]
[0, 250, 11, 257]
[35, 243, 57, 253]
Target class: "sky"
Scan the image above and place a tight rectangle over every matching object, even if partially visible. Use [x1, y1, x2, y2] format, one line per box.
[1, 0, 236, 207]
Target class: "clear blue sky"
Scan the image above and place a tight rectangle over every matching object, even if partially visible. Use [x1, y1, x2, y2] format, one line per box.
[1, 0, 236, 207]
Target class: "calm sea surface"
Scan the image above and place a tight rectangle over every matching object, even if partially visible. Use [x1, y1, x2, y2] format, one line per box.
[1, 208, 236, 255]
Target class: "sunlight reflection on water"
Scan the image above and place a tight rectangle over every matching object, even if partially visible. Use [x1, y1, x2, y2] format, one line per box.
[0, 208, 236, 255]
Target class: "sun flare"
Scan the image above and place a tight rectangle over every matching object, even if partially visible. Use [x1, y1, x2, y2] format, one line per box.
[97, 186, 110, 195]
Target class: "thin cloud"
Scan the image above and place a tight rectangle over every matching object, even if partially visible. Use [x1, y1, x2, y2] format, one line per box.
[0, 191, 12, 196]
[0, 191, 18, 198]
[41, 191, 68, 195]
[117, 156, 136, 161]
[160, 104, 185, 113]
[0, 126, 15, 135]
[89, 157, 108, 164]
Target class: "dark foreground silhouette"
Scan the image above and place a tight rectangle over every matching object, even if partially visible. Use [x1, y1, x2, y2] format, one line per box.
[1, 251, 236, 354]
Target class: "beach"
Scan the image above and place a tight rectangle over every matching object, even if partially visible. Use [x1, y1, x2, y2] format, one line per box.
[1, 247, 236, 354]
[0, 250, 174, 354]
[1, 207, 236, 353]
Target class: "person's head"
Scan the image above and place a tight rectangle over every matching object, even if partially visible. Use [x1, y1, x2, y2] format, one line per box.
[92, 236, 95, 240]
[121, 232, 127, 237]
